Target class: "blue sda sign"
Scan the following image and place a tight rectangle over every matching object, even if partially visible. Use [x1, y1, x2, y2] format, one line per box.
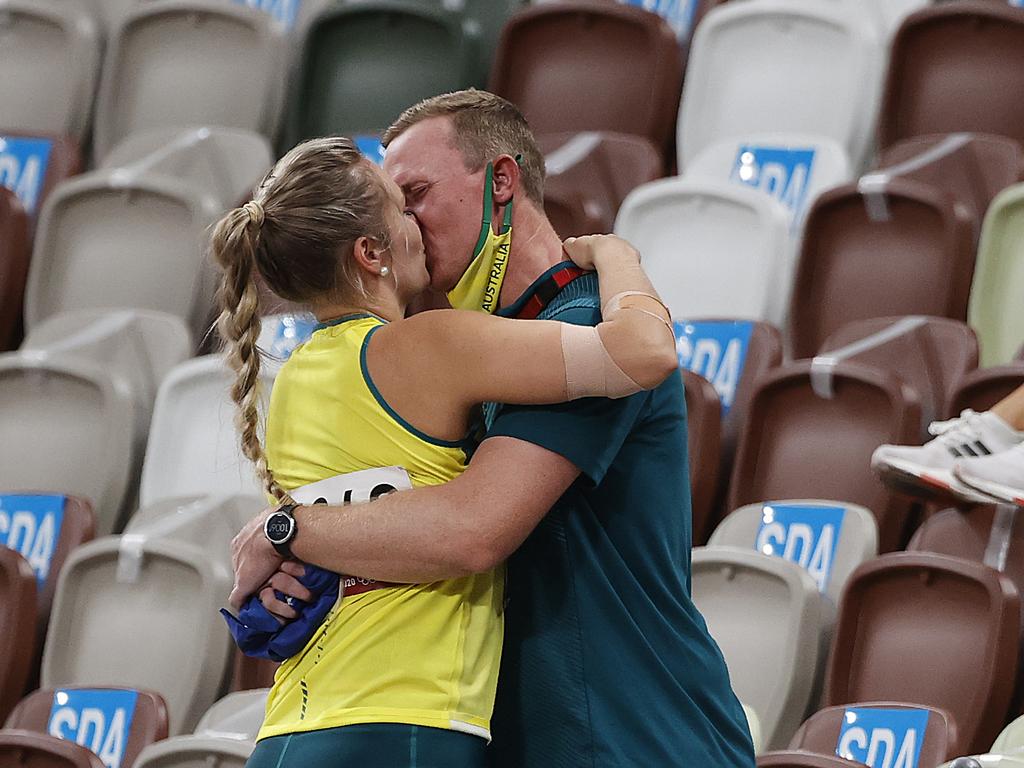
[675, 320, 753, 416]
[837, 707, 930, 768]
[756, 503, 845, 593]
[0, 494, 66, 589]
[0, 135, 54, 215]
[48, 689, 138, 768]
[731, 145, 817, 226]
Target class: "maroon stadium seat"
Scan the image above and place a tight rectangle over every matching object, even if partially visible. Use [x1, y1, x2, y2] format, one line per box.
[0, 548, 37, 723]
[5, 687, 168, 768]
[757, 753, 866, 768]
[0, 132, 82, 224]
[230, 652, 278, 693]
[825, 553, 1019, 753]
[879, 3, 1024, 152]
[818, 317, 979, 436]
[0, 188, 30, 351]
[682, 370, 721, 545]
[727, 362, 921, 552]
[490, 2, 683, 156]
[789, 179, 975, 359]
[0, 730, 104, 768]
[948, 365, 1024, 417]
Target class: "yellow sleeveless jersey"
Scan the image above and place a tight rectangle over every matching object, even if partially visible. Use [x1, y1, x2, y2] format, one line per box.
[258, 313, 503, 742]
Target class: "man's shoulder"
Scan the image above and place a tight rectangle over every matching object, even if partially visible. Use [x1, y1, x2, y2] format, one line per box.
[539, 273, 601, 327]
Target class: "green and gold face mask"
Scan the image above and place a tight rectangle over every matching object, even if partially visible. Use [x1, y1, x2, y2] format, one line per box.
[446, 162, 513, 314]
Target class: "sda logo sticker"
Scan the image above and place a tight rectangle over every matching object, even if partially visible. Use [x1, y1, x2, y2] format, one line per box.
[0, 135, 54, 215]
[675, 320, 753, 415]
[0, 494, 66, 588]
[48, 689, 138, 768]
[233, 0, 300, 29]
[731, 145, 817, 227]
[836, 707, 930, 768]
[756, 504, 845, 593]
[355, 136, 386, 166]
[269, 313, 316, 360]
[618, 0, 698, 41]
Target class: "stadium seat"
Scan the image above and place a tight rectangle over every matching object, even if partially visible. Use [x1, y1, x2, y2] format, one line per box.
[24, 169, 223, 341]
[727, 362, 921, 552]
[0, 187, 29, 351]
[92, 0, 287, 160]
[133, 736, 252, 768]
[228, 653, 278, 695]
[825, 553, 1020, 754]
[195, 689, 267, 740]
[457, 0, 529, 86]
[682, 370, 721, 545]
[540, 131, 663, 238]
[22, 309, 194, 456]
[0, 730, 104, 768]
[879, 3, 1024, 153]
[683, 133, 853, 231]
[5, 686, 169, 768]
[788, 179, 975, 360]
[0, 0, 101, 140]
[756, 754, 865, 768]
[874, 133, 1023, 241]
[614, 179, 791, 324]
[948, 366, 1024, 416]
[0, 494, 94, 631]
[100, 127, 274, 208]
[0, 548, 37, 723]
[490, 3, 683, 154]
[818, 317, 979, 436]
[692, 546, 825, 751]
[138, 355, 272, 508]
[784, 702, 960, 766]
[0, 132, 83, 222]
[969, 183, 1024, 366]
[708, 500, 878, 607]
[42, 536, 234, 735]
[842, 0, 929, 39]
[744, 702, 765, 756]
[0, 354, 135, 537]
[675, 319, 784, 540]
[282, 2, 478, 148]
[908, 505, 1024, 628]
[679, 1, 885, 171]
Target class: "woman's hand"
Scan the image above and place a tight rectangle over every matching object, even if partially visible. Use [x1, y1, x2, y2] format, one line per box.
[258, 561, 314, 623]
[229, 508, 284, 610]
[563, 234, 641, 271]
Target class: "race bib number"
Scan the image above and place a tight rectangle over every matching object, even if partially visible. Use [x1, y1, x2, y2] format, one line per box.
[290, 466, 413, 506]
[0, 494, 66, 589]
[837, 707, 930, 768]
[233, 0, 301, 29]
[675, 320, 753, 416]
[731, 145, 817, 227]
[48, 689, 138, 768]
[756, 503, 845, 593]
[618, 0, 698, 42]
[355, 135, 386, 166]
[0, 135, 53, 215]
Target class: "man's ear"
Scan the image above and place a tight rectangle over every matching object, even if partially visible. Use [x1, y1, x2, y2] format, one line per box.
[491, 154, 520, 206]
[351, 234, 387, 278]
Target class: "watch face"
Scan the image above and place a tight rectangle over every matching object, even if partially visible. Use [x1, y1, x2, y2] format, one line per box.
[266, 513, 293, 544]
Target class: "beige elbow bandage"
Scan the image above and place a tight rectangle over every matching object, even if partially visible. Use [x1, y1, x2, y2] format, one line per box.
[604, 291, 675, 335]
[561, 322, 643, 400]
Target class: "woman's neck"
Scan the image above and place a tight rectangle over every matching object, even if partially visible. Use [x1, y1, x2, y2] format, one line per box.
[313, 294, 406, 324]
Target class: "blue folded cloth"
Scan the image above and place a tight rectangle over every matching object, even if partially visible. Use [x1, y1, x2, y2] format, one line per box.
[221, 563, 341, 662]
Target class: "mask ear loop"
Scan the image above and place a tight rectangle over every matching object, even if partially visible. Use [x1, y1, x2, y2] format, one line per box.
[470, 163, 496, 259]
[498, 154, 521, 236]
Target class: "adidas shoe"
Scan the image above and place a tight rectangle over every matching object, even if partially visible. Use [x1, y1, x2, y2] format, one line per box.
[954, 442, 1024, 506]
[871, 409, 1024, 503]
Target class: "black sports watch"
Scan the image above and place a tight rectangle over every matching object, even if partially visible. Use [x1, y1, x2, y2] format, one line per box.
[265, 503, 299, 558]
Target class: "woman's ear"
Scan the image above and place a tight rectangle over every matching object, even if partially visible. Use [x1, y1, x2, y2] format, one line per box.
[351, 235, 387, 278]
[491, 154, 520, 206]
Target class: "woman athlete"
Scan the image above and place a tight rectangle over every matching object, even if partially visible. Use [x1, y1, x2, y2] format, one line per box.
[212, 136, 677, 767]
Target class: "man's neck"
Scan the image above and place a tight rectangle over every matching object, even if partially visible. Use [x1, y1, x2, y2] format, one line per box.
[498, 204, 566, 309]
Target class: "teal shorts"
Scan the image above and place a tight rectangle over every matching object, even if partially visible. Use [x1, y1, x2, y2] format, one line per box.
[246, 724, 487, 768]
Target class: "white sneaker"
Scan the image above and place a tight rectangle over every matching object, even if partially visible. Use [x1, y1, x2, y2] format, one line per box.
[954, 442, 1024, 506]
[872, 410, 1024, 503]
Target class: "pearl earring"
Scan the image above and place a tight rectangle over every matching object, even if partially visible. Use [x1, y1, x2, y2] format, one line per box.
[380, 266, 390, 277]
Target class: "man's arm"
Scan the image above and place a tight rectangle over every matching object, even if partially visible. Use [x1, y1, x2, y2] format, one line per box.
[229, 437, 579, 608]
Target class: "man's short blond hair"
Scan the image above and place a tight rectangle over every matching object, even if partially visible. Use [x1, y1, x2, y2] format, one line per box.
[383, 89, 546, 205]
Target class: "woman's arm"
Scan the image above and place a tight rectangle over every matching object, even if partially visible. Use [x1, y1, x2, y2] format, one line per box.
[372, 235, 677, 411]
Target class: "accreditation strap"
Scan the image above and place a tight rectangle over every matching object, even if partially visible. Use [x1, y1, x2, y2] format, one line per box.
[513, 260, 590, 320]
